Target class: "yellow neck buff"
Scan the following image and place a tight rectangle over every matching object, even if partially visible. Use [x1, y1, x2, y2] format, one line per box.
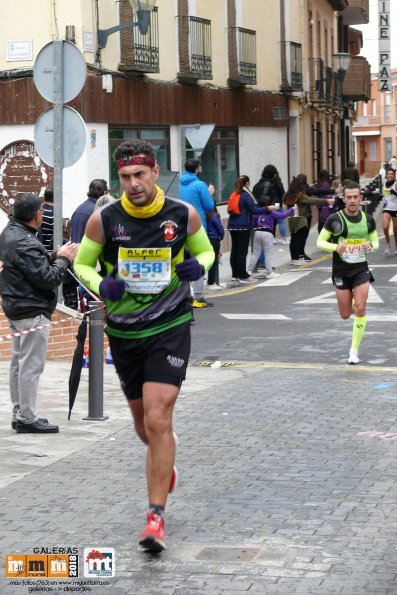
[120, 185, 165, 218]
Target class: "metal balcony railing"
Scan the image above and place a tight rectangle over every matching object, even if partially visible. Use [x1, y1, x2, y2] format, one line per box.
[119, 7, 159, 73]
[332, 71, 343, 110]
[309, 58, 325, 102]
[288, 42, 302, 91]
[132, 7, 159, 71]
[187, 16, 212, 79]
[228, 27, 256, 85]
[178, 16, 212, 80]
[280, 42, 302, 92]
[325, 66, 333, 104]
[354, 115, 381, 127]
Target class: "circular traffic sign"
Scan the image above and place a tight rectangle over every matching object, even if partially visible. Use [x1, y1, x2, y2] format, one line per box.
[33, 41, 86, 103]
[34, 106, 87, 168]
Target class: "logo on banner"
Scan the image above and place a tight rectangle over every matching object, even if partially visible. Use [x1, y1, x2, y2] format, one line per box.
[84, 548, 115, 578]
[5, 552, 78, 578]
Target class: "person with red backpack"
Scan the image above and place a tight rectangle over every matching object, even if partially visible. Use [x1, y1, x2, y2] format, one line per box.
[227, 175, 275, 284]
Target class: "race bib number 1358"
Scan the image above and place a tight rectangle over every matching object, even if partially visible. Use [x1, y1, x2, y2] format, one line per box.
[118, 247, 171, 294]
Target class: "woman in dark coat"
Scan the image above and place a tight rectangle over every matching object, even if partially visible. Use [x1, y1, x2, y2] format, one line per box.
[228, 175, 273, 284]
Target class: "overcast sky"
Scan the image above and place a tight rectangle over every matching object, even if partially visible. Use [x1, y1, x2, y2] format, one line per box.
[356, 1, 396, 72]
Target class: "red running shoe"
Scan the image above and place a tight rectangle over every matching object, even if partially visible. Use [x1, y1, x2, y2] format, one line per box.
[169, 466, 178, 493]
[139, 512, 166, 552]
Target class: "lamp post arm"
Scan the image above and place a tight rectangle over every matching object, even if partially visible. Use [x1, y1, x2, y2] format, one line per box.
[98, 20, 139, 49]
[97, 10, 151, 49]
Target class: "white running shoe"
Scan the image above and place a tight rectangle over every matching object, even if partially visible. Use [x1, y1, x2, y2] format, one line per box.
[290, 259, 305, 266]
[385, 245, 391, 255]
[207, 283, 226, 290]
[239, 276, 257, 284]
[253, 271, 267, 278]
[347, 350, 360, 365]
[266, 272, 280, 279]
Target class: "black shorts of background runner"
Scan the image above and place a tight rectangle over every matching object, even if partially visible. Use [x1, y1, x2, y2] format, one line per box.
[108, 322, 191, 400]
[332, 269, 374, 291]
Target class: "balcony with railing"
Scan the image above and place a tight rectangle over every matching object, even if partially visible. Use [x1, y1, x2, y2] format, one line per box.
[354, 115, 381, 128]
[119, 6, 159, 74]
[178, 16, 212, 80]
[280, 42, 302, 92]
[342, 55, 371, 101]
[332, 72, 343, 110]
[309, 59, 343, 110]
[228, 27, 256, 86]
[309, 58, 325, 103]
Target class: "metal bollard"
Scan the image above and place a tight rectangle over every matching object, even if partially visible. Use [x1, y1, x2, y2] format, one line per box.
[83, 301, 109, 421]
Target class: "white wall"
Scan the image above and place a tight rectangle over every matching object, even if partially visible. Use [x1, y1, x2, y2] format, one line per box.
[239, 127, 289, 188]
[170, 125, 183, 174]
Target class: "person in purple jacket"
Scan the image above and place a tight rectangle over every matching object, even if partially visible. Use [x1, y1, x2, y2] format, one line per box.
[248, 203, 295, 279]
[228, 175, 275, 284]
[206, 200, 225, 290]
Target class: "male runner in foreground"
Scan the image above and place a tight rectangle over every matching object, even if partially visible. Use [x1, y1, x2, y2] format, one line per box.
[317, 181, 379, 364]
[74, 139, 214, 551]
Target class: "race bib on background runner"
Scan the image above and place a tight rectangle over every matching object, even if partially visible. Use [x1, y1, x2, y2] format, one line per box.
[339, 239, 366, 264]
[118, 247, 171, 294]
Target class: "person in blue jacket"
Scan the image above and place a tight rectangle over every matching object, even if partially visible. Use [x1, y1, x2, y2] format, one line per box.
[179, 160, 214, 229]
[179, 159, 214, 306]
[228, 175, 276, 284]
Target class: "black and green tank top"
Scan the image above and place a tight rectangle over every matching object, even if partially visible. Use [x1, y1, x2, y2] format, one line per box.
[99, 197, 192, 338]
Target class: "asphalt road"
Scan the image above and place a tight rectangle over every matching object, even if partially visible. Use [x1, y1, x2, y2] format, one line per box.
[191, 247, 397, 368]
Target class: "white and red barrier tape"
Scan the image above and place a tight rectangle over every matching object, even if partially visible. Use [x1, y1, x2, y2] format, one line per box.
[0, 280, 105, 350]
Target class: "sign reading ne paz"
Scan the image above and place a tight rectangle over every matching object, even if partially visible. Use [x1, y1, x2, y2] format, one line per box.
[378, 0, 391, 91]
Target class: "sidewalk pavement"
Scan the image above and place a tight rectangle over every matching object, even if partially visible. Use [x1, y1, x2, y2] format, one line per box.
[1, 360, 397, 594]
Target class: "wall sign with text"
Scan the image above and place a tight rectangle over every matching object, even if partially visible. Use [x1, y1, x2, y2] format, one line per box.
[378, 0, 391, 91]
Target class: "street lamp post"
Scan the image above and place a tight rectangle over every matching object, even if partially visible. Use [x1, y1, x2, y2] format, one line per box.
[98, 0, 157, 49]
[332, 52, 352, 173]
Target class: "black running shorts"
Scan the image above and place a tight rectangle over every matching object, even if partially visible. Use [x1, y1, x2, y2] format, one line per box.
[108, 322, 191, 400]
[332, 269, 374, 291]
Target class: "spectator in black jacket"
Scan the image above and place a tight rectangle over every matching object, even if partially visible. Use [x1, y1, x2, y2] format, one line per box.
[0, 193, 79, 433]
[252, 164, 278, 204]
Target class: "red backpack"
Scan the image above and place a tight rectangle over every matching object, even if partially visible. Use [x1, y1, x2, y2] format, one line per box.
[227, 192, 241, 215]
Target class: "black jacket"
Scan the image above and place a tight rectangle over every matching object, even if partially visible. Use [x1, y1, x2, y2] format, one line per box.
[0, 217, 70, 320]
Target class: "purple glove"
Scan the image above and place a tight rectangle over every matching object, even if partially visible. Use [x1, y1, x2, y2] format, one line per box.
[175, 257, 204, 281]
[99, 265, 126, 301]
